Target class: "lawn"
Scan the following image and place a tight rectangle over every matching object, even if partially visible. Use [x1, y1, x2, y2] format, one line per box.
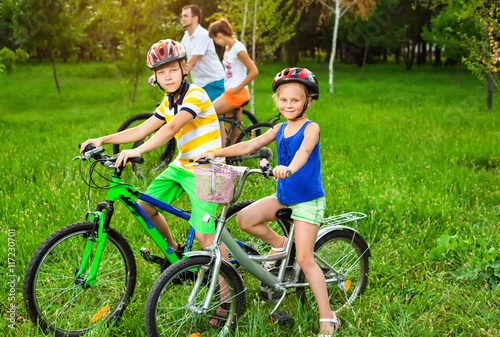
[0, 59, 499, 336]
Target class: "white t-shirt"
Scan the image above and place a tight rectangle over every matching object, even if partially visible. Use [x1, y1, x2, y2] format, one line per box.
[181, 25, 224, 88]
[222, 41, 249, 91]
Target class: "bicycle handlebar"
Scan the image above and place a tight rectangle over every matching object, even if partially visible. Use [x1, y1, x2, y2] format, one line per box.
[77, 144, 144, 166]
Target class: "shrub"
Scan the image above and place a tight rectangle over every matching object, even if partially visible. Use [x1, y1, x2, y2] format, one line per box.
[0, 47, 16, 74]
[16, 48, 30, 63]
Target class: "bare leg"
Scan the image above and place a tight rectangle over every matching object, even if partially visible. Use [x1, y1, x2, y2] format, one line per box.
[295, 220, 336, 335]
[236, 196, 285, 250]
[137, 200, 180, 250]
[229, 108, 242, 145]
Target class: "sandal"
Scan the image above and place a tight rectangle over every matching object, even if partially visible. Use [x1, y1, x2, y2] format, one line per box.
[209, 302, 229, 328]
[318, 311, 340, 336]
[262, 236, 288, 270]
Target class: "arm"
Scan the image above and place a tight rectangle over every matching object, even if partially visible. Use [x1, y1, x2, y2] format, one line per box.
[114, 111, 193, 167]
[230, 51, 259, 94]
[187, 55, 201, 73]
[194, 124, 279, 162]
[80, 115, 164, 152]
[273, 123, 320, 179]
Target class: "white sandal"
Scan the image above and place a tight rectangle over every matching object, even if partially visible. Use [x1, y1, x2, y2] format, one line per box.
[262, 236, 288, 269]
[318, 311, 340, 336]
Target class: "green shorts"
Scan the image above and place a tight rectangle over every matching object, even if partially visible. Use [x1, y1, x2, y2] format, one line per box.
[272, 195, 326, 226]
[145, 165, 216, 234]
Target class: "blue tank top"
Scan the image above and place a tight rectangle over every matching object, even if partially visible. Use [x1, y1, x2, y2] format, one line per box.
[276, 121, 325, 205]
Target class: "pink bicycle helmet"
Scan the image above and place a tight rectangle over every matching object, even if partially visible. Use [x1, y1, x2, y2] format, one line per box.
[272, 67, 319, 100]
[147, 39, 187, 69]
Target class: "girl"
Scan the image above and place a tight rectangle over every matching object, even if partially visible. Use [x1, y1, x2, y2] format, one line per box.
[208, 19, 259, 145]
[194, 68, 340, 336]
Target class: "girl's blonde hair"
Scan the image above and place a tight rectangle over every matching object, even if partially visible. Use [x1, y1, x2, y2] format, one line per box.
[208, 19, 236, 39]
[272, 82, 308, 106]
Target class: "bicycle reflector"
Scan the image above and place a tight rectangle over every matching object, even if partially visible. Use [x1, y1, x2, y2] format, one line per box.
[344, 280, 352, 292]
[91, 305, 110, 323]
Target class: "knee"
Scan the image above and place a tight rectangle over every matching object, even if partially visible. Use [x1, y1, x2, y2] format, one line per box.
[236, 211, 252, 231]
[296, 252, 315, 272]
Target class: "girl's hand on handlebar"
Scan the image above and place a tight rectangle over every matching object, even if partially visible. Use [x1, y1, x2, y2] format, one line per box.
[80, 139, 102, 153]
[272, 165, 292, 180]
[193, 152, 215, 163]
[115, 148, 142, 168]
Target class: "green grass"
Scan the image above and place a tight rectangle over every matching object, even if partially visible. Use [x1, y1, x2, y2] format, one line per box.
[1, 59, 499, 336]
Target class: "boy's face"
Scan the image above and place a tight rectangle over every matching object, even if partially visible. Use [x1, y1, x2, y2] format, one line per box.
[277, 83, 309, 119]
[155, 61, 187, 93]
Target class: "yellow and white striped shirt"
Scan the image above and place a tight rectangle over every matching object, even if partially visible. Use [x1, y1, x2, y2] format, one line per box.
[154, 81, 223, 172]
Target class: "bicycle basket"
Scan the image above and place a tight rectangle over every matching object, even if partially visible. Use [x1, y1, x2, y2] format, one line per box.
[194, 164, 239, 204]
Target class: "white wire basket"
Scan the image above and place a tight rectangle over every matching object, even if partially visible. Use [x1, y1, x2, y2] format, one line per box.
[194, 164, 239, 204]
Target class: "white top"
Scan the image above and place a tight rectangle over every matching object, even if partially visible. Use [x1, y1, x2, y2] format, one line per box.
[181, 25, 224, 88]
[222, 40, 248, 91]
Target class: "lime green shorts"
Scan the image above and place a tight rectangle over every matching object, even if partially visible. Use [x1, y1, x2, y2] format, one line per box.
[272, 195, 326, 226]
[145, 165, 216, 234]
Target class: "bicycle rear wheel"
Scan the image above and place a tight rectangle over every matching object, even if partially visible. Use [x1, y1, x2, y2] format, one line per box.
[230, 122, 275, 166]
[296, 229, 370, 314]
[144, 256, 245, 337]
[23, 222, 136, 336]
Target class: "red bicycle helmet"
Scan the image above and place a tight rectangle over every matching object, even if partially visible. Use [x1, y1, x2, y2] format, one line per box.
[147, 39, 187, 69]
[272, 68, 319, 100]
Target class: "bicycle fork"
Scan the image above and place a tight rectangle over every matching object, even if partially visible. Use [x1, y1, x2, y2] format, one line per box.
[75, 204, 111, 288]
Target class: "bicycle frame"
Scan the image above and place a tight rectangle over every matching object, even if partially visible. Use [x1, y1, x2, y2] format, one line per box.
[77, 175, 195, 288]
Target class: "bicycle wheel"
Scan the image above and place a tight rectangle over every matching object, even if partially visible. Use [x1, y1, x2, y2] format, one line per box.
[230, 122, 275, 166]
[23, 222, 137, 336]
[241, 109, 258, 128]
[144, 255, 245, 337]
[224, 200, 292, 260]
[113, 113, 176, 182]
[296, 229, 370, 314]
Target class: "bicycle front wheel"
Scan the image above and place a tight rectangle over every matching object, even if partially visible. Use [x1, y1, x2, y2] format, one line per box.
[296, 229, 370, 314]
[23, 222, 137, 336]
[145, 256, 245, 337]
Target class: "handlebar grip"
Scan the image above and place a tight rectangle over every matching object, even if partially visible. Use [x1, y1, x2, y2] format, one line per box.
[78, 143, 96, 153]
[129, 157, 144, 164]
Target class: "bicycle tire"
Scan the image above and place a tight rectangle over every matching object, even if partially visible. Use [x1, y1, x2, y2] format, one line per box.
[296, 229, 370, 314]
[113, 113, 176, 181]
[144, 256, 245, 337]
[241, 109, 258, 128]
[23, 222, 137, 336]
[227, 122, 275, 166]
[224, 200, 292, 262]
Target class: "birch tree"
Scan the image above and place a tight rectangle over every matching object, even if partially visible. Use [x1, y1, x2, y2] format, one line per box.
[317, 0, 376, 93]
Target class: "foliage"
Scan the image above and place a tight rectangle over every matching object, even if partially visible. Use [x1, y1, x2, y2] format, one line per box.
[429, 233, 500, 290]
[0, 46, 15, 73]
[15, 48, 29, 63]
[0, 63, 4, 77]
[456, 0, 500, 90]
[211, 0, 302, 62]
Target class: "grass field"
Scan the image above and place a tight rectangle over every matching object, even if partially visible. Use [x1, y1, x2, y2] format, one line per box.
[0, 59, 499, 336]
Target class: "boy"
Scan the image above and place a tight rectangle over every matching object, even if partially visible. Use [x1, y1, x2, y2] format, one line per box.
[80, 39, 224, 252]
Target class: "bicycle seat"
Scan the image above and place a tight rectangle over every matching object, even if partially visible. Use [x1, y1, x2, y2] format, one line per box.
[239, 101, 249, 108]
[275, 208, 292, 220]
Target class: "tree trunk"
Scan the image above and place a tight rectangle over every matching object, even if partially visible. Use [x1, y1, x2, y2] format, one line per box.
[51, 54, 61, 94]
[487, 71, 493, 110]
[434, 47, 442, 67]
[328, 1, 341, 94]
[360, 42, 369, 82]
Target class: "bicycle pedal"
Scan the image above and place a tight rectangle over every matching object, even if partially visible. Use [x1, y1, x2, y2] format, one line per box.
[270, 311, 293, 326]
[140, 247, 164, 266]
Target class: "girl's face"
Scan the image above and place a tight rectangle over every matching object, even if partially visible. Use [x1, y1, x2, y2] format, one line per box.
[213, 33, 225, 47]
[277, 83, 309, 120]
[155, 61, 187, 93]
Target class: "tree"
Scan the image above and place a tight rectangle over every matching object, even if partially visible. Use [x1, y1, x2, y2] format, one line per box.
[317, 0, 377, 93]
[456, 0, 499, 110]
[12, 0, 85, 93]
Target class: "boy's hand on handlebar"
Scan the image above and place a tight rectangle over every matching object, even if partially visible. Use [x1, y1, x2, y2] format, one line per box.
[80, 139, 102, 153]
[193, 152, 215, 163]
[272, 165, 292, 180]
[115, 148, 142, 168]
